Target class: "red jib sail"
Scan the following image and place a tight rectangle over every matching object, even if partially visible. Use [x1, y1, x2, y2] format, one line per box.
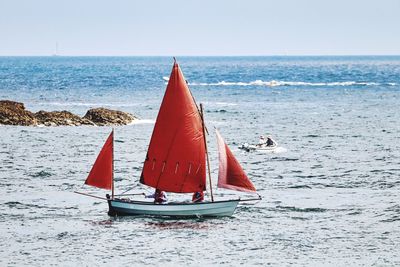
[140, 61, 206, 193]
[216, 129, 257, 193]
[85, 131, 113, 190]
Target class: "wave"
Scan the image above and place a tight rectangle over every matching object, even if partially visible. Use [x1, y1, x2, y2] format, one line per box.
[260, 147, 287, 154]
[213, 102, 238, 106]
[276, 205, 328, 213]
[35, 102, 141, 107]
[30, 170, 53, 178]
[163, 78, 397, 87]
[128, 119, 155, 125]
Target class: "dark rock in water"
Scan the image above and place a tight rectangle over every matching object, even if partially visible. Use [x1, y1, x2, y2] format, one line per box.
[0, 100, 37, 126]
[0, 100, 137, 126]
[83, 108, 136, 126]
[35, 110, 94, 126]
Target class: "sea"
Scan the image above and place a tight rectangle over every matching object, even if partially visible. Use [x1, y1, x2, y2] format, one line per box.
[0, 56, 399, 266]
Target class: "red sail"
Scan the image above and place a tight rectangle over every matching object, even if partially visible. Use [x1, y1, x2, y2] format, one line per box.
[85, 131, 113, 190]
[216, 129, 257, 193]
[140, 61, 206, 193]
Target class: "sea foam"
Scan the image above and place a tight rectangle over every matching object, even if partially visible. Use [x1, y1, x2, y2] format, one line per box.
[187, 80, 396, 87]
[163, 77, 396, 87]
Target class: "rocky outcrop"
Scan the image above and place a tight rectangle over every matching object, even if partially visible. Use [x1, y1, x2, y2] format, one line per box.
[0, 100, 37, 126]
[35, 110, 94, 126]
[0, 100, 137, 126]
[83, 108, 136, 126]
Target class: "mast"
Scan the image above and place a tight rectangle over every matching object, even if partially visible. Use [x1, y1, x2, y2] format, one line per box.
[200, 103, 214, 202]
[112, 128, 115, 199]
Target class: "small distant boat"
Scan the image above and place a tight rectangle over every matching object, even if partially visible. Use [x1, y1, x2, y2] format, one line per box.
[239, 143, 278, 152]
[239, 135, 278, 152]
[52, 42, 59, 57]
[76, 59, 260, 218]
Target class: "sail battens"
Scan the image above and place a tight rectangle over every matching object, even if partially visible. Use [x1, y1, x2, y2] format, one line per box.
[195, 164, 201, 175]
[140, 62, 206, 193]
[216, 129, 257, 193]
[85, 131, 113, 190]
[188, 163, 192, 174]
[161, 161, 166, 173]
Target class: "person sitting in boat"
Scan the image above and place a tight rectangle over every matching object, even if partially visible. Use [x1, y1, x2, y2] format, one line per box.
[266, 135, 276, 147]
[145, 189, 167, 204]
[192, 191, 204, 203]
[258, 135, 268, 147]
[258, 135, 266, 146]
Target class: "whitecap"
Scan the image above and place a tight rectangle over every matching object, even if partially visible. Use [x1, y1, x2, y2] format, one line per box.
[183, 80, 396, 87]
[128, 119, 155, 125]
[35, 102, 141, 107]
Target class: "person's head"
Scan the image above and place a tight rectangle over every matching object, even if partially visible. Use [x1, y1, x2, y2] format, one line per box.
[260, 135, 265, 139]
[155, 189, 161, 193]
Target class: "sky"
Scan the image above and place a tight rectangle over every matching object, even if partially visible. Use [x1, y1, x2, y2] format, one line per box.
[0, 0, 399, 56]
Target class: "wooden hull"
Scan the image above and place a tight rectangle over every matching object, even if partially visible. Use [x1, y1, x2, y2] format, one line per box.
[107, 198, 240, 218]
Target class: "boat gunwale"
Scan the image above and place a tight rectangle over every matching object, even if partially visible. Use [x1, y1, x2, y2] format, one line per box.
[110, 198, 240, 206]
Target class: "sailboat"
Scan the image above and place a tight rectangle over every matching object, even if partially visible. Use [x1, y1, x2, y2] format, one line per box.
[52, 42, 59, 57]
[76, 59, 261, 217]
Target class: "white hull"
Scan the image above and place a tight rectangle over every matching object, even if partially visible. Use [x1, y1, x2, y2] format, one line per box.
[239, 143, 277, 152]
[108, 198, 240, 217]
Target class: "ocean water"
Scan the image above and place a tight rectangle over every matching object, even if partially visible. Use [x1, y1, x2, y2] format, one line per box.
[0, 56, 399, 266]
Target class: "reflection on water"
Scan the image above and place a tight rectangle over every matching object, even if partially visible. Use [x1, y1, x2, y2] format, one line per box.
[145, 220, 211, 230]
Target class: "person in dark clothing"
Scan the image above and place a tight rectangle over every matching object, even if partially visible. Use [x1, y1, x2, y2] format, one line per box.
[266, 137, 274, 146]
[192, 191, 204, 203]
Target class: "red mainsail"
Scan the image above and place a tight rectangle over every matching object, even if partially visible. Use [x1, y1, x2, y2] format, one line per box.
[85, 131, 113, 190]
[140, 61, 206, 193]
[216, 129, 257, 193]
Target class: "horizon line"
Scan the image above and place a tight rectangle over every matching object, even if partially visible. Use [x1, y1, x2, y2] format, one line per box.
[1, 54, 400, 57]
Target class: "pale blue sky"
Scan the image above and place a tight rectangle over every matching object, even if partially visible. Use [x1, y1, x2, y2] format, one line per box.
[0, 0, 399, 56]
